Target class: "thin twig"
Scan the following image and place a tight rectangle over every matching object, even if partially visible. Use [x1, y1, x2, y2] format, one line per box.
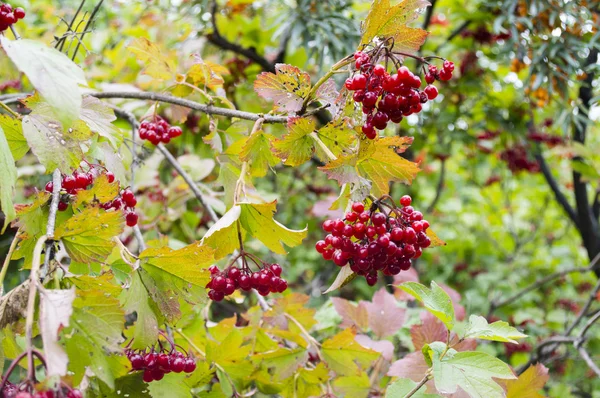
[404, 373, 431, 398]
[9, 25, 20, 40]
[578, 346, 600, 377]
[0, 100, 20, 119]
[72, 0, 104, 61]
[0, 232, 21, 296]
[489, 252, 600, 314]
[56, 0, 86, 51]
[427, 158, 446, 213]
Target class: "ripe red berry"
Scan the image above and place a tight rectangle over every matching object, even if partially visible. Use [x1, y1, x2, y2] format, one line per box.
[143, 369, 154, 383]
[126, 212, 139, 227]
[45, 181, 54, 192]
[184, 358, 196, 373]
[352, 202, 365, 213]
[270, 263, 282, 276]
[58, 201, 69, 211]
[14, 7, 25, 19]
[399, 195, 412, 207]
[171, 357, 186, 373]
[105, 171, 115, 183]
[424, 85, 438, 100]
[371, 212, 386, 226]
[373, 64, 386, 76]
[130, 353, 145, 370]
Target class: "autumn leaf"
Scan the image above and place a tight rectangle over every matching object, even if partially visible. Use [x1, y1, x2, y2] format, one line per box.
[73, 173, 121, 208]
[187, 55, 230, 89]
[321, 136, 419, 197]
[360, 0, 430, 54]
[0, 115, 27, 161]
[504, 363, 549, 398]
[254, 64, 311, 113]
[128, 37, 177, 80]
[363, 288, 406, 338]
[330, 297, 369, 331]
[321, 327, 379, 376]
[239, 129, 280, 177]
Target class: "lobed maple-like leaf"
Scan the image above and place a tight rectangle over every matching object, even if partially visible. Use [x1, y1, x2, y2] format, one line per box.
[239, 129, 280, 177]
[330, 297, 369, 331]
[79, 96, 123, 148]
[321, 327, 379, 376]
[399, 281, 455, 331]
[119, 271, 159, 350]
[321, 136, 419, 197]
[187, 55, 230, 89]
[253, 64, 311, 113]
[54, 207, 124, 263]
[127, 37, 177, 80]
[360, 0, 430, 54]
[355, 334, 395, 361]
[253, 348, 308, 380]
[333, 372, 371, 398]
[364, 288, 406, 338]
[504, 363, 549, 398]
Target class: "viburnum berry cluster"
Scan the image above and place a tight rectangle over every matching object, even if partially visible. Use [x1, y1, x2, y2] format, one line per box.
[499, 144, 540, 174]
[315, 195, 432, 286]
[138, 116, 182, 145]
[207, 261, 288, 301]
[344, 43, 453, 139]
[44, 165, 139, 226]
[125, 333, 196, 383]
[0, 3, 25, 32]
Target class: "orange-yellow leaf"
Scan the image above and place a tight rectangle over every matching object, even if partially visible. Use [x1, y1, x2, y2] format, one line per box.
[253, 64, 311, 113]
[127, 38, 176, 80]
[505, 364, 549, 398]
[360, 0, 430, 53]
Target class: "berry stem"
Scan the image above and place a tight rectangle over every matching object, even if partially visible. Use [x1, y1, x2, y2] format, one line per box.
[0, 100, 20, 119]
[9, 24, 20, 39]
[174, 329, 206, 359]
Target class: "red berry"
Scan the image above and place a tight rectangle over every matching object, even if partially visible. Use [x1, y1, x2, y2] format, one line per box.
[62, 175, 76, 191]
[228, 267, 241, 280]
[184, 358, 196, 373]
[212, 276, 226, 291]
[424, 85, 438, 100]
[439, 69, 452, 81]
[239, 275, 251, 290]
[399, 195, 412, 207]
[75, 173, 89, 189]
[323, 220, 335, 232]
[168, 126, 183, 138]
[143, 369, 154, 382]
[270, 263, 282, 276]
[373, 64, 386, 76]
[130, 353, 145, 370]
[352, 202, 365, 213]
[126, 212, 139, 227]
[14, 7, 25, 19]
[105, 171, 115, 183]
[58, 201, 69, 211]
[372, 212, 386, 226]
[151, 368, 165, 381]
[45, 181, 54, 192]
[171, 357, 186, 373]
[315, 240, 327, 253]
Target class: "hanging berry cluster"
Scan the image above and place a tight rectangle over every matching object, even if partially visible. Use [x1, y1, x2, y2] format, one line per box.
[499, 144, 540, 174]
[125, 333, 196, 383]
[315, 195, 432, 286]
[44, 165, 139, 226]
[207, 259, 288, 302]
[138, 116, 182, 145]
[0, 3, 25, 32]
[344, 43, 454, 139]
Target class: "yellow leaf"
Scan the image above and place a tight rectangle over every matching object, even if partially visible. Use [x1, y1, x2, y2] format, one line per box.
[272, 117, 316, 166]
[505, 364, 549, 398]
[73, 173, 120, 208]
[240, 129, 280, 177]
[360, 0, 430, 53]
[322, 327, 379, 376]
[127, 37, 176, 80]
[187, 58, 229, 89]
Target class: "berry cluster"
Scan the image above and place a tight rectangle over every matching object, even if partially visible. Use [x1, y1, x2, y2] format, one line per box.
[0, 3, 25, 32]
[461, 25, 511, 44]
[138, 116, 182, 145]
[315, 196, 432, 286]
[526, 131, 564, 147]
[1, 383, 81, 398]
[207, 262, 288, 301]
[345, 49, 453, 139]
[126, 345, 196, 383]
[44, 166, 139, 226]
[504, 341, 532, 357]
[499, 145, 540, 174]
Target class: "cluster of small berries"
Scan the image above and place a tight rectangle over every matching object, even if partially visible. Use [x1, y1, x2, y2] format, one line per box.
[461, 25, 511, 44]
[499, 145, 540, 174]
[207, 263, 288, 301]
[1, 382, 81, 398]
[315, 196, 432, 286]
[345, 50, 453, 139]
[0, 3, 25, 32]
[44, 166, 139, 226]
[126, 347, 196, 383]
[526, 131, 564, 147]
[138, 116, 182, 145]
[504, 341, 532, 357]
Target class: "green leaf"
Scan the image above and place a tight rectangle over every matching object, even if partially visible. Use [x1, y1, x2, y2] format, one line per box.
[147, 373, 192, 398]
[137, 242, 213, 322]
[464, 315, 527, 344]
[202, 205, 242, 259]
[385, 378, 439, 398]
[238, 201, 308, 255]
[0, 36, 86, 126]
[65, 334, 116, 389]
[21, 95, 92, 171]
[206, 328, 252, 380]
[333, 372, 371, 398]
[322, 328, 379, 376]
[79, 97, 123, 148]
[400, 281, 455, 331]
[253, 348, 308, 380]
[0, 123, 17, 233]
[272, 117, 315, 167]
[0, 115, 27, 160]
[432, 351, 516, 397]
[239, 129, 280, 177]
[128, 38, 177, 81]
[119, 271, 159, 349]
[54, 207, 124, 263]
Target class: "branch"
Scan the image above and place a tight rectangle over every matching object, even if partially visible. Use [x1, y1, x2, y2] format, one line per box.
[56, 0, 86, 51]
[0, 232, 20, 296]
[156, 143, 220, 222]
[207, 0, 275, 72]
[422, 0, 437, 31]
[404, 373, 431, 398]
[577, 347, 600, 378]
[89, 92, 292, 123]
[41, 169, 62, 279]
[273, 23, 293, 65]
[593, 190, 599, 220]
[427, 158, 446, 213]
[571, 47, 600, 262]
[535, 153, 580, 229]
[490, 252, 600, 314]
